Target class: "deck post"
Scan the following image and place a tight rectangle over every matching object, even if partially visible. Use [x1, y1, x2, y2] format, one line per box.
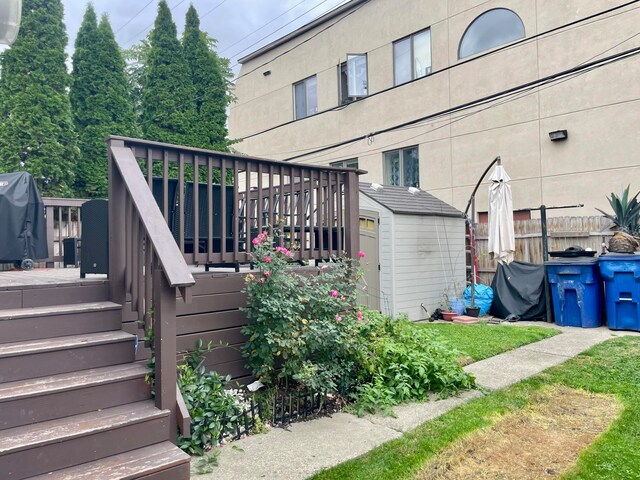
[343, 171, 360, 258]
[108, 138, 127, 307]
[153, 264, 178, 443]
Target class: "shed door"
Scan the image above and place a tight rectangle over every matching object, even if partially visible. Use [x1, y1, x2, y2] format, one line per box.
[359, 210, 380, 311]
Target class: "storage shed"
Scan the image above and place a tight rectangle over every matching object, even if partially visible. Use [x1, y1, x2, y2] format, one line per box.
[359, 183, 467, 321]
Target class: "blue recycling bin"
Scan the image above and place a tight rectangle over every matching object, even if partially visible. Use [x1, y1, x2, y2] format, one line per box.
[598, 254, 640, 331]
[545, 258, 603, 328]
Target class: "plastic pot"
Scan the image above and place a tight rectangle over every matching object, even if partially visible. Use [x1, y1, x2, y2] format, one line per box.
[466, 306, 480, 318]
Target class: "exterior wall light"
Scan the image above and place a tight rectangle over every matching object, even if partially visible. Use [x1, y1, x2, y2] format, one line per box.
[0, 0, 22, 46]
[549, 130, 568, 142]
[263, 70, 271, 77]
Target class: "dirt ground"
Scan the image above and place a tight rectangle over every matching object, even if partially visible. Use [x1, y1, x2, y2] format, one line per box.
[417, 385, 621, 480]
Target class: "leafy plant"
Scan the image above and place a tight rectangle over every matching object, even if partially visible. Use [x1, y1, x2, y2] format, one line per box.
[177, 340, 244, 455]
[596, 185, 640, 235]
[193, 451, 220, 475]
[350, 311, 476, 416]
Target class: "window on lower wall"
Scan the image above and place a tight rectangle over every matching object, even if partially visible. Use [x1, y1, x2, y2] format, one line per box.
[383, 147, 419, 187]
[338, 54, 368, 104]
[393, 29, 432, 86]
[330, 158, 358, 169]
[293, 75, 318, 119]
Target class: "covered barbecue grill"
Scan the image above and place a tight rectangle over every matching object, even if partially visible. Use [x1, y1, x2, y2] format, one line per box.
[0, 172, 47, 270]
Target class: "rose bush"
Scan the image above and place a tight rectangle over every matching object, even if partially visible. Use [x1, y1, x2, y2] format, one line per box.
[241, 231, 475, 412]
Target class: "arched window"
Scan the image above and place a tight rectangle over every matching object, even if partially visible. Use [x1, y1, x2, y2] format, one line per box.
[458, 8, 525, 59]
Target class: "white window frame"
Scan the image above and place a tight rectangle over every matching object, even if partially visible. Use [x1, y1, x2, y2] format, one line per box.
[383, 146, 420, 187]
[293, 75, 318, 120]
[393, 28, 432, 86]
[338, 54, 368, 105]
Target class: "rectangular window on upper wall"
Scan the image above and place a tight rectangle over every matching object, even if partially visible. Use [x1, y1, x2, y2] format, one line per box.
[338, 54, 368, 104]
[330, 158, 359, 169]
[383, 146, 419, 187]
[393, 28, 431, 86]
[293, 75, 318, 119]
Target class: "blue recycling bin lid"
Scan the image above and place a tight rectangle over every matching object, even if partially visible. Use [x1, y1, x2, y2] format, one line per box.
[545, 257, 599, 266]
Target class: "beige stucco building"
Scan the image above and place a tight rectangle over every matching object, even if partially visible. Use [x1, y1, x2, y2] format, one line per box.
[229, 0, 640, 219]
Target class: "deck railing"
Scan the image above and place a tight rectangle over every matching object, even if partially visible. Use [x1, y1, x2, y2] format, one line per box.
[108, 136, 361, 266]
[108, 139, 195, 442]
[107, 136, 362, 443]
[42, 197, 87, 267]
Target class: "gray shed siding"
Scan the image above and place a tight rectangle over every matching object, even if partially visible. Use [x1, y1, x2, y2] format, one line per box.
[359, 192, 466, 321]
[391, 215, 465, 320]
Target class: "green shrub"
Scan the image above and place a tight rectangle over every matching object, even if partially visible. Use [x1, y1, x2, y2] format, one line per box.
[242, 232, 475, 415]
[352, 312, 476, 416]
[177, 340, 245, 455]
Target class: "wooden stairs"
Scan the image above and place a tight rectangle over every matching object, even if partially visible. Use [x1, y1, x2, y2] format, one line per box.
[0, 289, 190, 479]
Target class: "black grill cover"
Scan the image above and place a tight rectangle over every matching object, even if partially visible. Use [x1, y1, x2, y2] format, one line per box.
[0, 172, 48, 261]
[490, 261, 546, 320]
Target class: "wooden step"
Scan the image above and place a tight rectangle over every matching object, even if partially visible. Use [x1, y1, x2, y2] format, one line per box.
[0, 331, 136, 383]
[27, 441, 190, 479]
[0, 363, 150, 430]
[0, 401, 170, 479]
[0, 302, 122, 344]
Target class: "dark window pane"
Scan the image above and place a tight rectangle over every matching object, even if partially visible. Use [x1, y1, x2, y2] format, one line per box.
[384, 151, 401, 186]
[402, 147, 420, 187]
[394, 37, 412, 85]
[459, 8, 525, 59]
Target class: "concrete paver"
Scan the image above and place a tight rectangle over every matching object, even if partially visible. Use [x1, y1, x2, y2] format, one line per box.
[192, 325, 636, 480]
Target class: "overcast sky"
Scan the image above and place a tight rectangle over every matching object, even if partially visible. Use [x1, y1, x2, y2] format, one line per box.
[58, 0, 346, 75]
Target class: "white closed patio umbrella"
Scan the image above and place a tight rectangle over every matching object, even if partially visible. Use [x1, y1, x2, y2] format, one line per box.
[488, 163, 515, 264]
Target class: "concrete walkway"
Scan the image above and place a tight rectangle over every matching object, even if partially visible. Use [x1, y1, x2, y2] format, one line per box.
[192, 325, 636, 480]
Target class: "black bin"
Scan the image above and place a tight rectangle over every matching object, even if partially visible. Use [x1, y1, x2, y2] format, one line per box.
[63, 237, 80, 267]
[81, 199, 108, 277]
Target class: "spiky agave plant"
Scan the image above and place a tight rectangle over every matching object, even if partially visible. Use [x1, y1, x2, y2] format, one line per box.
[596, 186, 640, 235]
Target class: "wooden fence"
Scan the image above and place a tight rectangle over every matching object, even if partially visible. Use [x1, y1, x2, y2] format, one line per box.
[475, 216, 613, 285]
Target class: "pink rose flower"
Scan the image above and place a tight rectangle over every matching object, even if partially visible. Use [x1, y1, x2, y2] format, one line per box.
[357, 311, 363, 321]
[252, 237, 260, 246]
[358, 251, 366, 258]
[264, 271, 271, 278]
[335, 315, 342, 322]
[264, 256, 272, 263]
[259, 278, 266, 284]
[331, 290, 339, 298]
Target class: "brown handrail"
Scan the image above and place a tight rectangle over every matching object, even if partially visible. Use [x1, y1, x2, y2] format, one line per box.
[108, 137, 195, 444]
[110, 145, 195, 288]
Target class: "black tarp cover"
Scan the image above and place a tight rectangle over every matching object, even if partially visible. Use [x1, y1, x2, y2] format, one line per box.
[490, 261, 546, 320]
[0, 172, 48, 261]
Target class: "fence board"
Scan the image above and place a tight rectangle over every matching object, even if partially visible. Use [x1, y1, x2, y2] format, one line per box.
[475, 216, 613, 284]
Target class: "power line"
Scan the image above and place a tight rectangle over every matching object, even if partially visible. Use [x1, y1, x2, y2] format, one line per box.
[121, 0, 214, 47]
[230, 0, 371, 80]
[219, 0, 310, 55]
[226, 0, 337, 61]
[115, 0, 155, 35]
[238, 0, 640, 141]
[280, 46, 640, 162]
[200, 0, 228, 21]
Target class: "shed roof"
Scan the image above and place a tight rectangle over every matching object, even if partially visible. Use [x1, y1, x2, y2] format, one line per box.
[359, 183, 464, 218]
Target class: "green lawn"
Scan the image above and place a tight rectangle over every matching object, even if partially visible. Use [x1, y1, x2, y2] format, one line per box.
[417, 322, 559, 363]
[311, 337, 640, 480]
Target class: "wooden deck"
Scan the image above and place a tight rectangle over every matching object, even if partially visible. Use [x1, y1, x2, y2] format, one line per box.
[0, 265, 252, 289]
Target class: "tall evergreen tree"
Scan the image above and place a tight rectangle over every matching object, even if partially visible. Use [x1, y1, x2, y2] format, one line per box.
[182, 5, 232, 151]
[142, 0, 196, 145]
[70, 6, 138, 198]
[0, 0, 78, 197]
